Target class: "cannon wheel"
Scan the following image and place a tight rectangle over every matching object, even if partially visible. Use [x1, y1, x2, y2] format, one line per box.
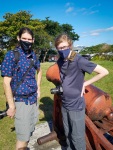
[85, 114, 113, 150]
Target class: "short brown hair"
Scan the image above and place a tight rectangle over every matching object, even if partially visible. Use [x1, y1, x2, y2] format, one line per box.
[55, 33, 73, 49]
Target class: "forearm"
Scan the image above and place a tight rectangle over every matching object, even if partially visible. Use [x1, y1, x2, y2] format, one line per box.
[84, 73, 107, 86]
[37, 68, 42, 88]
[81, 65, 109, 96]
[3, 77, 15, 109]
[36, 68, 42, 98]
[84, 64, 109, 87]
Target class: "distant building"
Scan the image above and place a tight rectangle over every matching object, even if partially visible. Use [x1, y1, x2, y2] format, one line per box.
[48, 54, 58, 62]
[73, 46, 86, 53]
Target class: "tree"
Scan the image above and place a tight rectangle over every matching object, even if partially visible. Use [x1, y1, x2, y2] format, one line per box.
[42, 17, 79, 41]
[40, 17, 79, 61]
[0, 11, 46, 50]
[80, 43, 113, 61]
[61, 24, 79, 41]
[0, 11, 80, 62]
[0, 50, 6, 64]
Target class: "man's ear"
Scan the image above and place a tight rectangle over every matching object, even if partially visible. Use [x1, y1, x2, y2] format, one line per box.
[33, 38, 35, 43]
[17, 36, 20, 41]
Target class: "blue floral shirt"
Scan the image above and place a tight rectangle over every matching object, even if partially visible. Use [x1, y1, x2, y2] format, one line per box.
[1, 48, 40, 105]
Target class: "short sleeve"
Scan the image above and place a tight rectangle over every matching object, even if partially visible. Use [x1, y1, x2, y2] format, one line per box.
[1, 51, 15, 77]
[77, 54, 97, 74]
[32, 52, 40, 70]
[36, 59, 40, 69]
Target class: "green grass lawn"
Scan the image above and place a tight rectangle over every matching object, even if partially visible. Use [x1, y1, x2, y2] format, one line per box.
[0, 60, 113, 149]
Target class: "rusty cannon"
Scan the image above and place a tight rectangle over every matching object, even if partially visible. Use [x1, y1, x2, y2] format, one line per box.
[37, 63, 113, 150]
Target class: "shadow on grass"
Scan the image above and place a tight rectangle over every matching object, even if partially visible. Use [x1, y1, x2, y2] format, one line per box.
[39, 96, 54, 122]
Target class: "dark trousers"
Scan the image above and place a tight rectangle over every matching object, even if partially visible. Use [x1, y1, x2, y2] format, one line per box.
[61, 107, 86, 150]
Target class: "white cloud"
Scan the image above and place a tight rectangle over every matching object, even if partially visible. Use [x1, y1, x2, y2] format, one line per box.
[66, 7, 74, 13]
[106, 27, 113, 31]
[91, 26, 113, 35]
[89, 10, 99, 14]
[64, 3, 100, 16]
[91, 29, 104, 33]
[80, 26, 113, 38]
[77, 8, 86, 12]
[89, 3, 101, 10]
[90, 32, 99, 36]
[75, 4, 100, 15]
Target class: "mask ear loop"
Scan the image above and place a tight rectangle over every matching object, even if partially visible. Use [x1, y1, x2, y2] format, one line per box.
[68, 51, 76, 61]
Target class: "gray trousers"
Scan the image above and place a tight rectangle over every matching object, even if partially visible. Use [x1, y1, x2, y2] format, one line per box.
[61, 107, 86, 150]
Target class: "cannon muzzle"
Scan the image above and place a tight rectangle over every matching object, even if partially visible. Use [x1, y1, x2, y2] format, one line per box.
[37, 131, 57, 145]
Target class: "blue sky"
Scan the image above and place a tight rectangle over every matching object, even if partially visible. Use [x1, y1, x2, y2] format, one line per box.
[0, 0, 113, 47]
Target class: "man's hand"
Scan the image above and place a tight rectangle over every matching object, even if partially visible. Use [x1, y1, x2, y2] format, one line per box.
[37, 88, 40, 99]
[7, 107, 16, 119]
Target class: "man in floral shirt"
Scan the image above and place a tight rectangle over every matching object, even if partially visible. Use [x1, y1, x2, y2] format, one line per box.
[1, 27, 42, 150]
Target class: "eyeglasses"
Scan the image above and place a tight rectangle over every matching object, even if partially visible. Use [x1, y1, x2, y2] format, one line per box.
[57, 46, 69, 50]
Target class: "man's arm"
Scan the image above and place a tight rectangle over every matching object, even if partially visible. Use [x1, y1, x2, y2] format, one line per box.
[81, 64, 109, 96]
[3, 76, 16, 118]
[37, 68, 42, 98]
[84, 64, 109, 86]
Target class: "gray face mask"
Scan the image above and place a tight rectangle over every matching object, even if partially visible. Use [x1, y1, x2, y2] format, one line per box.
[20, 40, 33, 54]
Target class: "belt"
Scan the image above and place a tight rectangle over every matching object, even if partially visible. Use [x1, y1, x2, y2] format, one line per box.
[14, 92, 36, 99]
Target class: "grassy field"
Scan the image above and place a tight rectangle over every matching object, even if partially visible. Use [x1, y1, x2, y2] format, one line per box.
[0, 60, 113, 150]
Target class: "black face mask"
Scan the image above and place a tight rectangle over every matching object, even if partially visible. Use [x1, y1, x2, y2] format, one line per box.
[20, 40, 33, 54]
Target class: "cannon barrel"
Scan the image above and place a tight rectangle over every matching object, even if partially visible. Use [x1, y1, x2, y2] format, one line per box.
[37, 131, 57, 145]
[46, 63, 113, 121]
[84, 84, 113, 121]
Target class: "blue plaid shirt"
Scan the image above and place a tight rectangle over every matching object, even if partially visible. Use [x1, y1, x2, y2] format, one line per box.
[1, 48, 40, 105]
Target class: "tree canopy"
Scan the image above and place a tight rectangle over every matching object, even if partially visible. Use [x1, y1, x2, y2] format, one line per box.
[80, 43, 113, 55]
[0, 11, 79, 62]
[0, 11, 79, 50]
